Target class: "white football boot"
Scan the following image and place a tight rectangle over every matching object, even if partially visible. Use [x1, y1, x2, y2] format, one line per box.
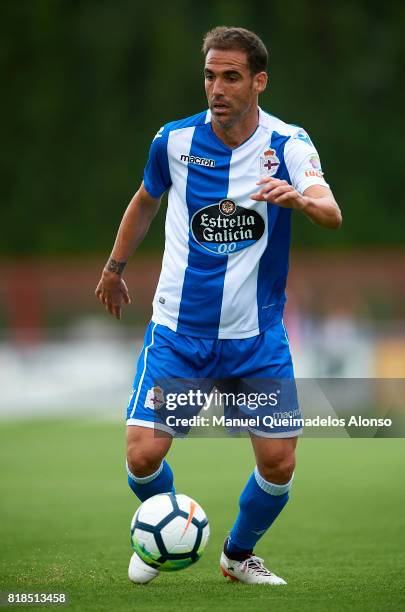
[220, 550, 287, 585]
[128, 552, 159, 584]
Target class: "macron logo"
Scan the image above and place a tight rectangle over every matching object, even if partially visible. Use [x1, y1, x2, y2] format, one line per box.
[180, 154, 216, 168]
[153, 127, 164, 141]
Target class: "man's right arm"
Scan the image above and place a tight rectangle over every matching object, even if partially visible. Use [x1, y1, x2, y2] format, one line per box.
[95, 182, 161, 319]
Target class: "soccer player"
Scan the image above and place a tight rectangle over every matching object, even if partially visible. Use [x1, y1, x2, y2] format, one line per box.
[95, 26, 342, 585]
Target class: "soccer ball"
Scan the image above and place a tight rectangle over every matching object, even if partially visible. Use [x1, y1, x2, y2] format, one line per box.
[130, 493, 210, 571]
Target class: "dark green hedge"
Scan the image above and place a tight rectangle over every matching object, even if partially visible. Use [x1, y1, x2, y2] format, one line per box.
[1, 0, 403, 254]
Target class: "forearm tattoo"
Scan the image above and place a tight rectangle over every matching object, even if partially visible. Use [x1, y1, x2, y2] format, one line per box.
[105, 258, 127, 275]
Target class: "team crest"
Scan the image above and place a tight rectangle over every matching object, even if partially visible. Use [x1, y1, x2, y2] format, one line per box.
[219, 199, 236, 215]
[260, 148, 280, 177]
[145, 386, 165, 410]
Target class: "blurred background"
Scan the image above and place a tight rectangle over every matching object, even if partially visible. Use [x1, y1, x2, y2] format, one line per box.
[1, 0, 404, 419]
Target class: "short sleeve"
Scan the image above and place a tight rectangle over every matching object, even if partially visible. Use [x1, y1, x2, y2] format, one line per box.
[143, 125, 172, 198]
[284, 129, 329, 194]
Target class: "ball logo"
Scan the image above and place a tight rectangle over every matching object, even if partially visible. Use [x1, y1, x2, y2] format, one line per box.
[191, 200, 265, 255]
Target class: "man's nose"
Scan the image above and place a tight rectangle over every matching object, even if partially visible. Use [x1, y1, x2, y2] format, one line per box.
[212, 78, 225, 97]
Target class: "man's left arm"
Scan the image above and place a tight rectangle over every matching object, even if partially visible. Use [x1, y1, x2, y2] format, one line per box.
[251, 179, 342, 230]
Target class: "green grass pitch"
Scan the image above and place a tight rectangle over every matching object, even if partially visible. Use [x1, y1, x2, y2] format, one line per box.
[1, 420, 404, 611]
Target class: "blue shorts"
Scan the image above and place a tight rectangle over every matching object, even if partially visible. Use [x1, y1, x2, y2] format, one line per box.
[126, 320, 302, 438]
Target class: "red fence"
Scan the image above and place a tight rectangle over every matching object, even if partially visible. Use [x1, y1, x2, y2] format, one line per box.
[1, 250, 404, 342]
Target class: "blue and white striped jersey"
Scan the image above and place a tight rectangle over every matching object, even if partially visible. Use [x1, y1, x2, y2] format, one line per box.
[143, 107, 328, 339]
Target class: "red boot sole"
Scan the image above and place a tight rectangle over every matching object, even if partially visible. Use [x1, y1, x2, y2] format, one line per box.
[220, 566, 239, 582]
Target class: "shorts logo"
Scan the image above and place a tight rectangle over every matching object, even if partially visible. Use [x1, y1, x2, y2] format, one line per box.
[180, 154, 216, 168]
[191, 200, 265, 256]
[145, 386, 165, 410]
[260, 148, 280, 177]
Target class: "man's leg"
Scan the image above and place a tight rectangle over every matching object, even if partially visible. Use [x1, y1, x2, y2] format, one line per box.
[219, 320, 299, 582]
[220, 435, 296, 584]
[227, 435, 296, 555]
[126, 425, 173, 502]
[126, 425, 174, 584]
[125, 322, 214, 583]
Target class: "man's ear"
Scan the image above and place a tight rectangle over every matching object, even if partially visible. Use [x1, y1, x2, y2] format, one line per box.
[254, 71, 268, 94]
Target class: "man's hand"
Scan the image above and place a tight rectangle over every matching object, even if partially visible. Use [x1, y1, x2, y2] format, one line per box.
[94, 182, 162, 320]
[251, 178, 342, 229]
[95, 270, 131, 320]
[250, 177, 306, 210]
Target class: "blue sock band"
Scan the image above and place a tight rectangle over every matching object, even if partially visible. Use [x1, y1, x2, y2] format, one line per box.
[228, 467, 294, 554]
[126, 459, 175, 502]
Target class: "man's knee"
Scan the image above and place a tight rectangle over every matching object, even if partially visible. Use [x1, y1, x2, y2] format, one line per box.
[257, 448, 296, 484]
[252, 436, 297, 484]
[127, 446, 162, 477]
[126, 426, 171, 478]
[260, 456, 295, 484]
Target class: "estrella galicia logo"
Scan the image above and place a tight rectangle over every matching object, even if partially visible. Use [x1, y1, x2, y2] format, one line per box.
[191, 199, 265, 255]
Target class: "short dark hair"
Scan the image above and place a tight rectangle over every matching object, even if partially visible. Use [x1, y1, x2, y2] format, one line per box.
[202, 26, 268, 75]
